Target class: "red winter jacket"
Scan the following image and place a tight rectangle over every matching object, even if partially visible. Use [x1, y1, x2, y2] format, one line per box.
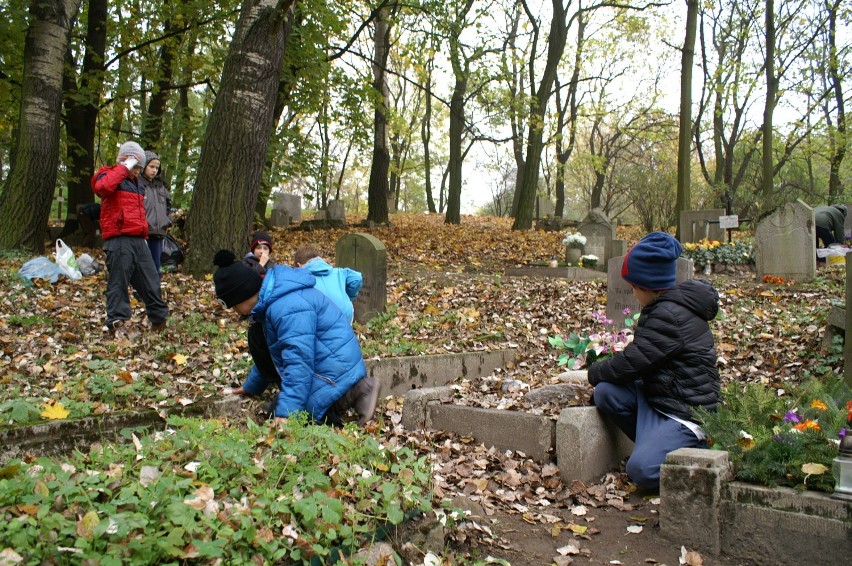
[91, 165, 149, 240]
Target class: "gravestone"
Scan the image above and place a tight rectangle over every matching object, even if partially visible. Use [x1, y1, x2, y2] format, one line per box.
[845, 266, 852, 387]
[606, 255, 694, 328]
[679, 209, 726, 243]
[607, 239, 627, 262]
[844, 203, 852, 238]
[578, 209, 615, 270]
[269, 209, 290, 228]
[754, 199, 815, 282]
[327, 200, 345, 223]
[536, 197, 555, 219]
[336, 233, 386, 324]
[273, 193, 301, 224]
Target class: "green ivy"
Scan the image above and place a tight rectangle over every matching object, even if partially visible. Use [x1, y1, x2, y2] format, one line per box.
[0, 416, 434, 563]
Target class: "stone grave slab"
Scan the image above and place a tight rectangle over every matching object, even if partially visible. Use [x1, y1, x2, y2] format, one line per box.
[336, 233, 386, 323]
[606, 255, 694, 328]
[273, 193, 302, 223]
[754, 199, 815, 282]
[679, 209, 726, 243]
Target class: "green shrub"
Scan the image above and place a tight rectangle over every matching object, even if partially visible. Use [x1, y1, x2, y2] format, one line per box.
[699, 375, 852, 493]
[681, 239, 754, 268]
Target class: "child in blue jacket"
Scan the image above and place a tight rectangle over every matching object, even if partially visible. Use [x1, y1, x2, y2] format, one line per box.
[293, 244, 362, 323]
[212, 250, 378, 425]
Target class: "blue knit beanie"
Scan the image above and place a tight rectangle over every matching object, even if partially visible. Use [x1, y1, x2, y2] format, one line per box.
[621, 232, 683, 291]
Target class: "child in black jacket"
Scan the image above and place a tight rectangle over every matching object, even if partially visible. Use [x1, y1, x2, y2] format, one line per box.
[588, 231, 720, 490]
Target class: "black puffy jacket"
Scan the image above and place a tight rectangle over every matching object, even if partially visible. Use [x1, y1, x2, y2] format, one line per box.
[588, 278, 721, 421]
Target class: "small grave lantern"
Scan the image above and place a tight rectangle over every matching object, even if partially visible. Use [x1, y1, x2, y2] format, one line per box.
[832, 433, 852, 501]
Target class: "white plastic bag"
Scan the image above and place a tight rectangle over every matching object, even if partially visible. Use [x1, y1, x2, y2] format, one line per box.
[54, 239, 82, 280]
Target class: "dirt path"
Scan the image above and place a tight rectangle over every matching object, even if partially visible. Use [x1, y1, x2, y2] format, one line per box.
[460, 492, 746, 566]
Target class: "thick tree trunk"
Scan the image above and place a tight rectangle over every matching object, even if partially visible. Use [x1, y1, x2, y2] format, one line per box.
[366, 10, 391, 225]
[60, 0, 107, 238]
[422, 57, 436, 214]
[675, 0, 698, 237]
[512, 0, 568, 230]
[0, 0, 82, 252]
[184, 0, 296, 276]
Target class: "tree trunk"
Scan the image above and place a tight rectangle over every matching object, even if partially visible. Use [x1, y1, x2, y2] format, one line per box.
[422, 53, 436, 214]
[445, 67, 466, 224]
[676, 0, 698, 238]
[141, 4, 184, 149]
[512, 0, 568, 230]
[762, 0, 776, 198]
[60, 0, 107, 238]
[184, 0, 296, 276]
[825, 0, 845, 200]
[0, 0, 82, 252]
[366, 9, 391, 225]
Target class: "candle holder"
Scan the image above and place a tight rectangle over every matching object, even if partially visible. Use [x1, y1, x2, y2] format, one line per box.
[832, 433, 852, 501]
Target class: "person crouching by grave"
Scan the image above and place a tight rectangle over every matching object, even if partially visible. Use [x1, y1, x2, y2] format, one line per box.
[293, 244, 362, 324]
[814, 204, 847, 250]
[77, 202, 101, 248]
[141, 151, 172, 276]
[212, 250, 379, 426]
[587, 232, 720, 491]
[244, 231, 275, 276]
[91, 141, 169, 335]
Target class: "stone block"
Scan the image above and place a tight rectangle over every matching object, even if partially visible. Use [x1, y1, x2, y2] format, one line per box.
[755, 199, 816, 282]
[401, 386, 455, 431]
[428, 405, 556, 463]
[659, 448, 732, 555]
[555, 406, 633, 484]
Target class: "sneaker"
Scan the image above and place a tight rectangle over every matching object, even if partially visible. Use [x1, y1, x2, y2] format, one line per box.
[106, 320, 128, 339]
[352, 376, 380, 425]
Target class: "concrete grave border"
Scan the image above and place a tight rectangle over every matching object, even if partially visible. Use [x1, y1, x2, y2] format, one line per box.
[1, 350, 515, 464]
[402, 388, 852, 565]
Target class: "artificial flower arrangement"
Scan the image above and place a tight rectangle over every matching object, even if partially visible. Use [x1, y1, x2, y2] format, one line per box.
[699, 376, 852, 493]
[549, 310, 640, 369]
[579, 254, 598, 268]
[562, 232, 587, 248]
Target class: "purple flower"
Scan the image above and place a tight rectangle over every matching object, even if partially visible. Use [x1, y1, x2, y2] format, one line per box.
[783, 410, 800, 423]
[622, 308, 631, 315]
[840, 428, 848, 439]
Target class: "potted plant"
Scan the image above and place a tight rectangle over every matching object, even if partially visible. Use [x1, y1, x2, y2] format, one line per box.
[579, 254, 598, 269]
[563, 232, 586, 264]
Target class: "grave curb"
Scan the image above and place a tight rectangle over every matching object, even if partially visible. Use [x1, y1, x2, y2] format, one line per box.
[1, 350, 514, 463]
[403, 391, 852, 565]
[661, 448, 852, 565]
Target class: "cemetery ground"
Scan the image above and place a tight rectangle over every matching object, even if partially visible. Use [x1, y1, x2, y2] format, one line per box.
[0, 213, 846, 565]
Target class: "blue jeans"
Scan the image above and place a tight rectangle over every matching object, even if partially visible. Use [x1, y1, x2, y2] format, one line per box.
[594, 380, 706, 488]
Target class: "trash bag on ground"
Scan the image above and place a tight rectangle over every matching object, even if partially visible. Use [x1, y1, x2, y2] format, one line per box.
[19, 257, 65, 283]
[161, 234, 184, 270]
[77, 253, 103, 276]
[54, 239, 82, 280]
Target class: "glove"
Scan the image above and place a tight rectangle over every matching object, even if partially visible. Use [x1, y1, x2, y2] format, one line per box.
[122, 157, 138, 170]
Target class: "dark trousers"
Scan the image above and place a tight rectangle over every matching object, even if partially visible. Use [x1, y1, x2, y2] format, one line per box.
[103, 236, 168, 327]
[79, 214, 98, 248]
[594, 381, 706, 488]
[246, 319, 353, 425]
[816, 226, 836, 248]
[147, 236, 164, 275]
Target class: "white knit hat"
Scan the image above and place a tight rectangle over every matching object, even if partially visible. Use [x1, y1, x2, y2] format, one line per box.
[117, 141, 146, 168]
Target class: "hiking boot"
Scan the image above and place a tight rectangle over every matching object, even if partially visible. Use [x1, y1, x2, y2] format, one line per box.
[351, 376, 380, 425]
[151, 320, 167, 333]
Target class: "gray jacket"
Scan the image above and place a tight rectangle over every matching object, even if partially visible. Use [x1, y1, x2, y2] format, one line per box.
[143, 177, 171, 238]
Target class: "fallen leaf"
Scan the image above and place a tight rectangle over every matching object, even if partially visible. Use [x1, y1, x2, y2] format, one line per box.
[626, 525, 643, 534]
[76, 510, 99, 539]
[679, 546, 703, 566]
[801, 462, 828, 475]
[40, 400, 69, 420]
[172, 353, 188, 366]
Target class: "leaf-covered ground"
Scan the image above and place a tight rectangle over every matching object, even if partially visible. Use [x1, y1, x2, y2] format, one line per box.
[0, 213, 843, 564]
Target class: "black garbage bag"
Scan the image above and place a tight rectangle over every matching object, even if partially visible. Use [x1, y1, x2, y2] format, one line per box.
[161, 234, 185, 269]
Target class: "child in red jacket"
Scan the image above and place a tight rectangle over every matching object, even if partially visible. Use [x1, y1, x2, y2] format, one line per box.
[91, 141, 168, 334]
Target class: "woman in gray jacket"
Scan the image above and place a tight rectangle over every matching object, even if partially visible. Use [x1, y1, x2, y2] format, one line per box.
[141, 151, 172, 275]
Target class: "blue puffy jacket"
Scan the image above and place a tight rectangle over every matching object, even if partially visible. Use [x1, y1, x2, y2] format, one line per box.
[302, 257, 362, 322]
[240, 265, 366, 419]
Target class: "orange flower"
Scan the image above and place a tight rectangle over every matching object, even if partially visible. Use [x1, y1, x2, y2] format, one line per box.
[793, 419, 821, 432]
[810, 400, 828, 411]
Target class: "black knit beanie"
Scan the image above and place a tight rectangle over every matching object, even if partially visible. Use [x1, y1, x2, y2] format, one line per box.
[213, 250, 263, 308]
